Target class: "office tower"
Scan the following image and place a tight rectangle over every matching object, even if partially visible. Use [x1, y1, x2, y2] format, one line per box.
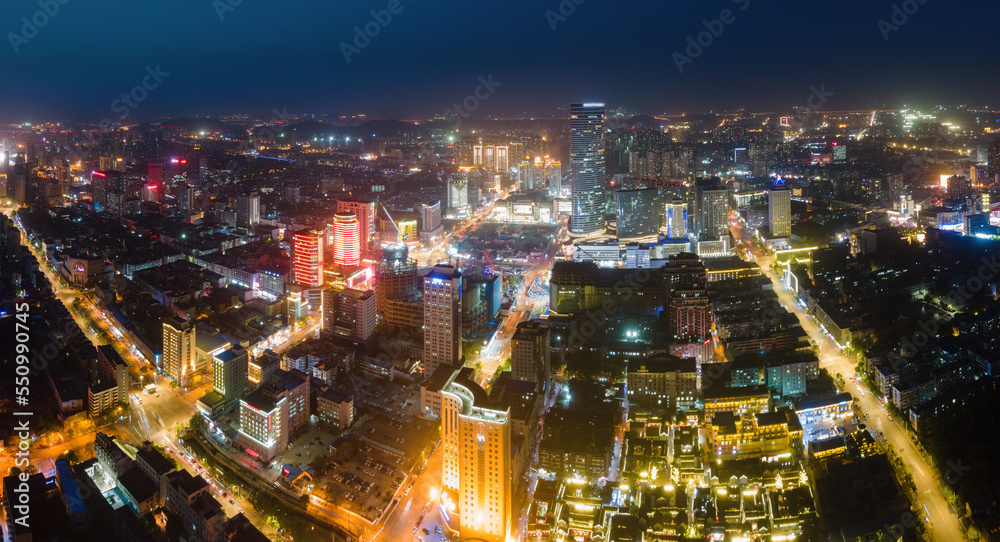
[291, 230, 324, 287]
[336, 199, 376, 256]
[416, 201, 443, 237]
[199, 157, 208, 181]
[96, 345, 128, 406]
[511, 321, 550, 391]
[239, 383, 289, 461]
[988, 139, 1000, 182]
[163, 315, 195, 381]
[236, 191, 260, 229]
[323, 287, 376, 341]
[665, 254, 713, 367]
[664, 197, 688, 240]
[695, 178, 729, 239]
[331, 213, 361, 268]
[423, 265, 463, 377]
[248, 350, 280, 391]
[570, 102, 607, 235]
[148, 161, 163, 185]
[213, 345, 249, 408]
[768, 178, 791, 238]
[615, 188, 660, 240]
[448, 177, 469, 212]
[178, 183, 194, 214]
[547, 160, 562, 194]
[441, 377, 511, 542]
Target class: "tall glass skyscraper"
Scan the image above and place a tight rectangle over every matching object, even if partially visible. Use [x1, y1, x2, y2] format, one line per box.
[570, 102, 606, 235]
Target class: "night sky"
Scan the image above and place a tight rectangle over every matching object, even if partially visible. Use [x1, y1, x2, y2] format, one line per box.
[1, 0, 998, 123]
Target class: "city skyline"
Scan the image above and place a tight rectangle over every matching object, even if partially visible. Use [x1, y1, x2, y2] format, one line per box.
[3, 3, 1000, 542]
[3, 1, 1000, 123]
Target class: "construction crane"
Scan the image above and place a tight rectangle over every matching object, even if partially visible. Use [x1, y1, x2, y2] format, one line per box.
[380, 203, 406, 241]
[482, 250, 499, 277]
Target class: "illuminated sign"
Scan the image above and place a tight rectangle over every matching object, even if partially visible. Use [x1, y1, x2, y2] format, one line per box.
[780, 117, 790, 127]
[75, 263, 86, 273]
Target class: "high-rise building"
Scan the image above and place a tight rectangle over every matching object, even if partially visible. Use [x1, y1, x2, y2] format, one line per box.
[570, 102, 607, 235]
[447, 177, 469, 212]
[291, 230, 324, 287]
[213, 345, 249, 409]
[416, 201, 443, 239]
[96, 344, 128, 406]
[323, 287, 376, 341]
[511, 321, 550, 390]
[696, 178, 729, 240]
[236, 192, 260, 229]
[423, 265, 463, 377]
[988, 138, 1000, 182]
[239, 383, 289, 461]
[440, 374, 511, 542]
[768, 178, 791, 238]
[162, 316, 195, 382]
[616, 188, 660, 240]
[665, 254, 712, 365]
[664, 197, 688, 240]
[331, 213, 361, 268]
[148, 162, 162, 185]
[336, 199, 376, 256]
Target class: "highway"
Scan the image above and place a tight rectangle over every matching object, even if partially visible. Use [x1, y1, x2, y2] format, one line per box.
[729, 216, 963, 542]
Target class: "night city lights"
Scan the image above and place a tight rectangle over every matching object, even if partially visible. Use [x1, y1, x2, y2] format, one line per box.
[1, 2, 1000, 542]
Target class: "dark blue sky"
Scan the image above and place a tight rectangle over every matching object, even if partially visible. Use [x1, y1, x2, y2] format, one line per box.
[1, 0, 997, 123]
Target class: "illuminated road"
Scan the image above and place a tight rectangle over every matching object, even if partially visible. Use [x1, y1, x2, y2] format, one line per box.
[729, 216, 963, 542]
[372, 446, 443, 542]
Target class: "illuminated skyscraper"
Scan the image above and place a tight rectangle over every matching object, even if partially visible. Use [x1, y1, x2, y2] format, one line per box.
[441, 376, 511, 542]
[239, 383, 289, 461]
[664, 197, 688, 240]
[162, 315, 195, 382]
[213, 345, 249, 410]
[291, 230, 324, 287]
[570, 102, 606, 235]
[768, 178, 791, 238]
[423, 265, 463, 377]
[696, 178, 729, 240]
[236, 191, 260, 229]
[331, 213, 361, 268]
[336, 199, 375, 256]
[323, 287, 376, 341]
[616, 188, 659, 240]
